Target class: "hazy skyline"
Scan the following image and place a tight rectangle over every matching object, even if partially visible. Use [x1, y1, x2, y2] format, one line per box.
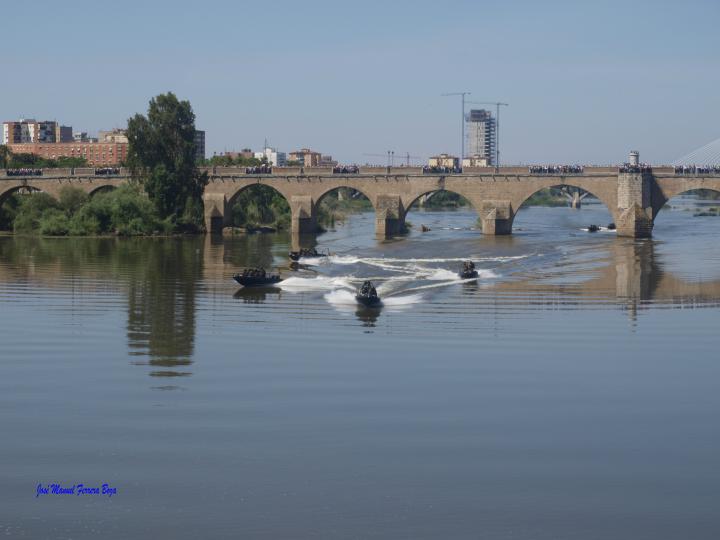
[2, 0, 718, 164]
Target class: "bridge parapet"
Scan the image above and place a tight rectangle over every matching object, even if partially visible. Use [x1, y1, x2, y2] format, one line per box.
[272, 167, 303, 175]
[4, 167, 720, 238]
[360, 166, 389, 175]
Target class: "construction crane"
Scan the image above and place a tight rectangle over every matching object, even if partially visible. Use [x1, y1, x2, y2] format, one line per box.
[442, 92, 471, 161]
[466, 101, 509, 169]
[362, 152, 422, 167]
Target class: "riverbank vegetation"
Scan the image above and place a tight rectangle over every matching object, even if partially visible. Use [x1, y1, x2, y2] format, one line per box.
[419, 191, 470, 209]
[225, 187, 372, 232]
[230, 185, 291, 231]
[694, 207, 720, 217]
[0, 93, 209, 236]
[522, 188, 569, 207]
[316, 189, 373, 229]
[126, 92, 207, 233]
[0, 185, 173, 236]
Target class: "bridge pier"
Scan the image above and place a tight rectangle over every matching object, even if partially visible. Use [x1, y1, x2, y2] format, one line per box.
[376, 195, 405, 237]
[290, 195, 319, 234]
[616, 172, 654, 238]
[203, 193, 228, 234]
[479, 200, 513, 235]
[565, 189, 588, 209]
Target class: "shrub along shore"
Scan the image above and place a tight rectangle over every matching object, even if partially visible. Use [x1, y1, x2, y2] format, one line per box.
[0, 185, 377, 237]
[0, 186, 577, 237]
[0, 185, 185, 236]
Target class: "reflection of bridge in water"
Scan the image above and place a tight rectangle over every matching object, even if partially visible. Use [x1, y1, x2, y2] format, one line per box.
[484, 239, 720, 319]
[2, 166, 720, 238]
[1, 233, 719, 384]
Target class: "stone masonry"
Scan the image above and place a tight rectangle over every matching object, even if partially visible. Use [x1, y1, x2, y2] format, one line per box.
[2, 166, 719, 239]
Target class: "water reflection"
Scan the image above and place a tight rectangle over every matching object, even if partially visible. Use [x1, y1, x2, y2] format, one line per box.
[233, 286, 283, 304]
[355, 306, 382, 327]
[0, 236, 202, 386]
[124, 239, 202, 381]
[1, 214, 720, 386]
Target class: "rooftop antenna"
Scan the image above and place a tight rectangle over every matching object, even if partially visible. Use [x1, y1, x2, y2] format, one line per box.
[442, 92, 471, 162]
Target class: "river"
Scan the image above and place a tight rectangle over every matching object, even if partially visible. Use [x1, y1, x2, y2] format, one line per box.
[2, 198, 720, 539]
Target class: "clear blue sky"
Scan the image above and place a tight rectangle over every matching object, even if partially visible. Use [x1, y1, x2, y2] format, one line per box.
[2, 0, 718, 164]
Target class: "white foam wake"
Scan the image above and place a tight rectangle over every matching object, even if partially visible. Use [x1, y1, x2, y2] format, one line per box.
[279, 276, 354, 291]
[327, 254, 528, 265]
[324, 289, 423, 310]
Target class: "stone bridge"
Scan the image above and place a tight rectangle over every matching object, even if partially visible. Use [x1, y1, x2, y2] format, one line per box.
[2, 166, 719, 238]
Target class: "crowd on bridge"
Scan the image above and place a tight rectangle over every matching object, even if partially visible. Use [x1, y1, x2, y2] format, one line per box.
[245, 165, 272, 174]
[674, 165, 720, 175]
[422, 166, 463, 174]
[619, 163, 652, 173]
[528, 165, 584, 174]
[6, 168, 43, 177]
[94, 167, 120, 175]
[332, 165, 360, 174]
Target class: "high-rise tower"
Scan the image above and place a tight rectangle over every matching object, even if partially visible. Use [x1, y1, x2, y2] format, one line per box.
[465, 109, 496, 165]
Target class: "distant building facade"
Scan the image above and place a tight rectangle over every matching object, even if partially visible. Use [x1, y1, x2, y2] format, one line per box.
[216, 148, 255, 160]
[98, 129, 129, 144]
[194, 130, 205, 161]
[55, 125, 73, 143]
[289, 148, 322, 167]
[7, 142, 128, 166]
[73, 132, 98, 143]
[318, 155, 338, 167]
[428, 154, 460, 168]
[466, 109, 496, 165]
[254, 146, 286, 166]
[3, 119, 72, 144]
[462, 154, 490, 168]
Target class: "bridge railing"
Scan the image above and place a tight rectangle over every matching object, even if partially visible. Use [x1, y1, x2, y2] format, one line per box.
[0, 167, 132, 178]
[4, 165, 720, 180]
[673, 166, 720, 175]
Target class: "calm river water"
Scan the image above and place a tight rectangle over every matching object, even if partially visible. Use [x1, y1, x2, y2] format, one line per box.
[2, 200, 720, 539]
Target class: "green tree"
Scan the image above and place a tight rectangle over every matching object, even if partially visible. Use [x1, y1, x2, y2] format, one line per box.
[55, 157, 89, 168]
[8, 152, 41, 167]
[0, 145, 11, 168]
[126, 92, 208, 231]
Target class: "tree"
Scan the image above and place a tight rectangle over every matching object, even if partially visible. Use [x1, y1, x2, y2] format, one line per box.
[126, 92, 208, 230]
[0, 145, 11, 169]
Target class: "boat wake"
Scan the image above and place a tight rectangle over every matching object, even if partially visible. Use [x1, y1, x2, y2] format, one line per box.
[324, 289, 422, 310]
[580, 227, 616, 233]
[318, 254, 528, 266]
[281, 253, 503, 309]
[279, 276, 354, 291]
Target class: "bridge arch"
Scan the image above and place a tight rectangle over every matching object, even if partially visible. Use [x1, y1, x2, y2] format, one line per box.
[652, 179, 720, 218]
[225, 182, 288, 207]
[224, 182, 292, 229]
[652, 187, 720, 224]
[403, 188, 479, 220]
[87, 184, 118, 197]
[314, 185, 375, 211]
[0, 183, 48, 206]
[512, 180, 618, 219]
[313, 185, 374, 230]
